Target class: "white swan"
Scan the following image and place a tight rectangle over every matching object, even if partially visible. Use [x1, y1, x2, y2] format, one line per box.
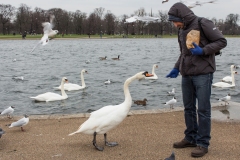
[145, 64, 158, 80]
[68, 71, 153, 151]
[54, 70, 87, 91]
[212, 70, 237, 88]
[30, 77, 68, 102]
[221, 65, 237, 83]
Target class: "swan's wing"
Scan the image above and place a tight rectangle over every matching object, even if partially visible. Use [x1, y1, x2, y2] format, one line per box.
[90, 105, 119, 117]
[9, 118, 28, 127]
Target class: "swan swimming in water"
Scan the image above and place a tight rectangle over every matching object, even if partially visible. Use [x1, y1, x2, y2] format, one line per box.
[221, 65, 237, 83]
[30, 77, 68, 102]
[212, 70, 237, 88]
[54, 69, 88, 91]
[145, 64, 158, 80]
[68, 71, 153, 151]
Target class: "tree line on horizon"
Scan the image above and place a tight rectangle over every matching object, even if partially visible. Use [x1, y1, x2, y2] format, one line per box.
[0, 3, 239, 36]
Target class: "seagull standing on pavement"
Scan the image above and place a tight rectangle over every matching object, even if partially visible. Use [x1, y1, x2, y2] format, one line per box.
[217, 93, 231, 106]
[163, 97, 177, 109]
[0, 106, 15, 118]
[8, 114, 29, 131]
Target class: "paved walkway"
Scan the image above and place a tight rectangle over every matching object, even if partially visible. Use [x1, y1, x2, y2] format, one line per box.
[0, 102, 239, 160]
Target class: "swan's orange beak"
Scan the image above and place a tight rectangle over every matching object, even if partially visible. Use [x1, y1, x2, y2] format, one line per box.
[146, 73, 154, 77]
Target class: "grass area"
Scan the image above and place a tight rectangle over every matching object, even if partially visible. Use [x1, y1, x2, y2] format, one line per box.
[0, 34, 239, 39]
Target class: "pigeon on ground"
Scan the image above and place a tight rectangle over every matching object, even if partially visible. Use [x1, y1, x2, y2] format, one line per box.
[8, 114, 29, 131]
[0, 128, 5, 138]
[1, 106, 15, 118]
[164, 151, 175, 160]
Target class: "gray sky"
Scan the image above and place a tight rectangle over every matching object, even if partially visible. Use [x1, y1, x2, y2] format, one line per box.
[1, 0, 239, 21]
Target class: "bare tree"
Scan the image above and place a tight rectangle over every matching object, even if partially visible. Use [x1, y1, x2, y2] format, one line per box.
[72, 10, 86, 35]
[104, 10, 116, 35]
[15, 4, 31, 34]
[0, 4, 15, 34]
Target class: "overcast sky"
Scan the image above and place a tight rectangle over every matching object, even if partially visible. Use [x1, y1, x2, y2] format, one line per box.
[1, 0, 239, 21]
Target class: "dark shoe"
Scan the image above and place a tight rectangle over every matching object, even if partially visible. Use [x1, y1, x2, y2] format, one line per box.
[173, 139, 197, 148]
[191, 146, 208, 157]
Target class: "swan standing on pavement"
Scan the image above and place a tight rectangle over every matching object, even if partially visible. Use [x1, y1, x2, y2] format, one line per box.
[145, 64, 158, 80]
[221, 65, 237, 83]
[212, 70, 237, 88]
[54, 70, 87, 91]
[30, 77, 68, 102]
[68, 71, 153, 151]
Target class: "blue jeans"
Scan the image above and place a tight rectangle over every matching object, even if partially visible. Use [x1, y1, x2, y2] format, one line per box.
[182, 73, 213, 149]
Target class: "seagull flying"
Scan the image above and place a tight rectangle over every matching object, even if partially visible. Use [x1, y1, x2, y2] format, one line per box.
[125, 16, 159, 23]
[167, 88, 175, 96]
[0, 106, 15, 118]
[8, 114, 29, 131]
[181, 0, 218, 9]
[31, 15, 58, 52]
[163, 97, 177, 109]
[162, 0, 169, 4]
[218, 93, 231, 106]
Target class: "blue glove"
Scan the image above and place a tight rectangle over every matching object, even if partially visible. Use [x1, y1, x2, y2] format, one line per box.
[190, 42, 204, 55]
[166, 68, 179, 78]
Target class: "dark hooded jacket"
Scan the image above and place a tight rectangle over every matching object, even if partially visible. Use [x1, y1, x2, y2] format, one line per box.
[168, 2, 227, 76]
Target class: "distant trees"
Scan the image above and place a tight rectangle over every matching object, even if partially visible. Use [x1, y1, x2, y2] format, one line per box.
[0, 3, 239, 36]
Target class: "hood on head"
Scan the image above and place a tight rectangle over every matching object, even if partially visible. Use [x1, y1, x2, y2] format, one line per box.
[168, 2, 196, 26]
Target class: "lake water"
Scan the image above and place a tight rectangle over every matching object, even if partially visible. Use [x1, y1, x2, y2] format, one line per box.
[0, 38, 239, 115]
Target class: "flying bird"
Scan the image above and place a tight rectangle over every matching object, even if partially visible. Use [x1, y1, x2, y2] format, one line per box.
[125, 16, 159, 23]
[164, 151, 175, 160]
[68, 71, 153, 151]
[31, 14, 58, 52]
[162, 0, 169, 4]
[163, 97, 177, 109]
[0, 128, 5, 138]
[217, 93, 231, 106]
[167, 88, 175, 96]
[181, 0, 218, 9]
[0, 106, 15, 118]
[8, 114, 29, 131]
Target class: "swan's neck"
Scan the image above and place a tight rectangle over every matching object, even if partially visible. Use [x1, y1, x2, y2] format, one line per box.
[61, 80, 67, 98]
[152, 66, 155, 74]
[81, 72, 86, 87]
[231, 71, 235, 86]
[123, 75, 136, 106]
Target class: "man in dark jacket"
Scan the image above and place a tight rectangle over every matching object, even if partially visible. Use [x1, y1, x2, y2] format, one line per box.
[166, 2, 227, 158]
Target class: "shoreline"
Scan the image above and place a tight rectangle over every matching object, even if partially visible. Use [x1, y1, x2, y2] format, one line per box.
[7, 101, 240, 123]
